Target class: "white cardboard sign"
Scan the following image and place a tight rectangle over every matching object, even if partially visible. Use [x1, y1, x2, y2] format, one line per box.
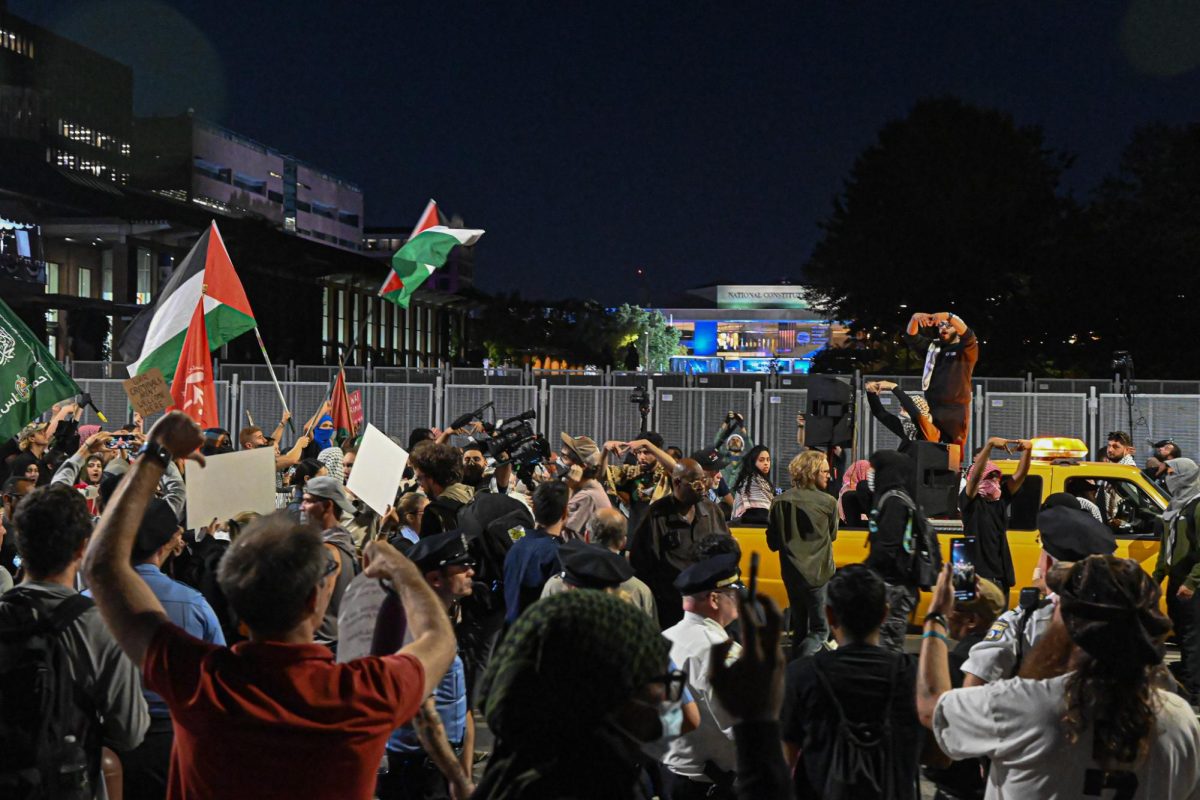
[346, 424, 409, 516]
[185, 447, 277, 530]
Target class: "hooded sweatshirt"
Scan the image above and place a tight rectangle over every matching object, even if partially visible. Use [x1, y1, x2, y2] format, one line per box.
[865, 450, 918, 584]
[315, 525, 360, 649]
[1153, 458, 1200, 589]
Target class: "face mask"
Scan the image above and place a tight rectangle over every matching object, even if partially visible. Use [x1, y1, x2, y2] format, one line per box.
[637, 699, 684, 762]
[867, 468, 876, 492]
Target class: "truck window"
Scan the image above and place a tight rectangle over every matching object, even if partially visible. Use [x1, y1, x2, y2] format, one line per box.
[1008, 475, 1042, 530]
[1080, 477, 1162, 538]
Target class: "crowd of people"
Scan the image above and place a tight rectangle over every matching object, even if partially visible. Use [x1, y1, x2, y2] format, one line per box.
[1, 365, 1199, 799]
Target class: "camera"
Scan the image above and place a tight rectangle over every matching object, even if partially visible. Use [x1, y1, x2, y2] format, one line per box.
[484, 411, 538, 462]
[1112, 351, 1133, 372]
[630, 386, 650, 409]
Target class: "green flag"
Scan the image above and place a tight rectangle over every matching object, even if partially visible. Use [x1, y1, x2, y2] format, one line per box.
[0, 298, 81, 440]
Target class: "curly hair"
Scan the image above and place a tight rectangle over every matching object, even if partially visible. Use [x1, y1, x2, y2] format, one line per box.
[409, 441, 463, 488]
[14, 484, 93, 578]
[1061, 655, 1164, 766]
[789, 450, 828, 489]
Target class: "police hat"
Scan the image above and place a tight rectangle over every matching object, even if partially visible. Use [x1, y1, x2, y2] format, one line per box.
[408, 530, 475, 573]
[562, 545, 634, 590]
[674, 553, 744, 595]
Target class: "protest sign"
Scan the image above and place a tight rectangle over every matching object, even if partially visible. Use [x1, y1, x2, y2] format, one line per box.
[122, 367, 173, 417]
[346, 423, 408, 516]
[185, 446, 276, 530]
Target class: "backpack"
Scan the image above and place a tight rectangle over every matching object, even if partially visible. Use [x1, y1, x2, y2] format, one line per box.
[0, 589, 98, 799]
[810, 653, 904, 800]
[872, 488, 942, 590]
[456, 493, 535, 612]
[424, 495, 467, 536]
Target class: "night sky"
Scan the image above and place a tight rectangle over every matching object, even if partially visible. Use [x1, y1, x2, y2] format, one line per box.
[15, 1, 1200, 303]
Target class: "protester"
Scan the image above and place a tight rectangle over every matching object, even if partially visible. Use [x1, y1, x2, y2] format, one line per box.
[766, 451, 837, 658]
[919, 557, 1200, 799]
[84, 412, 458, 800]
[603, 432, 671, 531]
[838, 458, 872, 525]
[731, 445, 775, 523]
[390, 491, 429, 548]
[1145, 438, 1183, 493]
[781, 564, 923, 799]
[378, 531, 476, 800]
[186, 511, 259, 645]
[629, 458, 731, 629]
[541, 509, 658, 618]
[865, 380, 939, 445]
[240, 411, 309, 474]
[285, 458, 327, 515]
[864, 450, 922, 652]
[300, 475, 362, 653]
[502, 481, 567, 623]
[411, 441, 474, 536]
[961, 437, 1032, 598]
[558, 433, 610, 540]
[0, 484, 148, 794]
[7, 401, 79, 486]
[92, 498, 225, 800]
[903, 311, 978, 449]
[1152, 456, 1200, 702]
[662, 553, 744, 798]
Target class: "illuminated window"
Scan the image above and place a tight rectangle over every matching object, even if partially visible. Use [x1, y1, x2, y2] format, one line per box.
[101, 251, 113, 300]
[136, 248, 152, 304]
[45, 262, 59, 293]
[78, 267, 92, 298]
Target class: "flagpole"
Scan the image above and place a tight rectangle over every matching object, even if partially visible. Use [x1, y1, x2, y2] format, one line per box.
[252, 326, 294, 435]
[314, 302, 374, 425]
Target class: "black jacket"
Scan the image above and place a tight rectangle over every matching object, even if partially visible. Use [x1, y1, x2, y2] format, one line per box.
[865, 450, 918, 585]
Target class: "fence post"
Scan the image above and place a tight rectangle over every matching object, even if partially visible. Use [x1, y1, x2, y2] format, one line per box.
[538, 379, 549, 436]
[753, 382, 764, 447]
[1026, 371, 1033, 393]
[229, 373, 239, 430]
[434, 374, 445, 430]
[973, 387, 985, 459]
[648, 378, 656, 432]
[1087, 387, 1098, 456]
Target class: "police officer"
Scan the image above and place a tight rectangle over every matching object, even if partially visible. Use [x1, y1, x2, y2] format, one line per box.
[662, 554, 744, 799]
[378, 530, 476, 800]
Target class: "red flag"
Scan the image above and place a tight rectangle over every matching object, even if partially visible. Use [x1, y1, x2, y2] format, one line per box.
[329, 368, 358, 443]
[169, 299, 220, 428]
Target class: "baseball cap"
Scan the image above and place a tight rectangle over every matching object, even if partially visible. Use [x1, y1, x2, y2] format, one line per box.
[691, 448, 728, 473]
[17, 421, 48, 442]
[1150, 438, 1176, 449]
[304, 476, 356, 515]
[559, 433, 600, 467]
[954, 577, 1007, 618]
[1046, 555, 1171, 675]
[132, 499, 181, 561]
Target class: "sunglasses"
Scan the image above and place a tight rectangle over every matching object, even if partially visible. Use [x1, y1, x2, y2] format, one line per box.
[674, 476, 708, 493]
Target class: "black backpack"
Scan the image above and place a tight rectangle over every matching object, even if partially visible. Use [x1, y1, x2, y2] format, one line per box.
[0, 589, 98, 799]
[457, 493, 534, 610]
[873, 488, 943, 590]
[811, 653, 905, 800]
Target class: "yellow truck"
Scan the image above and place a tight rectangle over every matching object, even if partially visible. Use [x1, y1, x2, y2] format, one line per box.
[732, 439, 1166, 619]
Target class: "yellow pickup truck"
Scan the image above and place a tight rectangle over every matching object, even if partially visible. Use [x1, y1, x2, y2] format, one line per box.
[732, 440, 1165, 619]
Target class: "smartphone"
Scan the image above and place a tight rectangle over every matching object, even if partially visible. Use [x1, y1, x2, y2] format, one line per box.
[950, 537, 977, 602]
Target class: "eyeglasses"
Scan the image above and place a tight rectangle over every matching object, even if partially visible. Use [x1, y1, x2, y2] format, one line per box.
[319, 556, 338, 582]
[674, 477, 707, 493]
[646, 669, 687, 703]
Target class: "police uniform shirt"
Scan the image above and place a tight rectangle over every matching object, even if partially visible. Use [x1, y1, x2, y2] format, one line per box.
[662, 612, 743, 780]
[933, 675, 1200, 799]
[960, 603, 1054, 684]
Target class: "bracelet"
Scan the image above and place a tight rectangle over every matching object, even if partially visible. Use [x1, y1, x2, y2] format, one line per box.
[922, 630, 949, 643]
[923, 612, 948, 630]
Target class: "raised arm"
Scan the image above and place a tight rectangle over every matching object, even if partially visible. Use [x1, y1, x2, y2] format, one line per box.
[84, 412, 205, 667]
[361, 540, 456, 698]
[906, 312, 933, 336]
[916, 564, 955, 728]
[1003, 439, 1033, 495]
[865, 382, 906, 440]
[930, 311, 968, 337]
[52, 430, 113, 486]
[625, 438, 676, 475]
[269, 410, 290, 449]
[965, 437, 1003, 499]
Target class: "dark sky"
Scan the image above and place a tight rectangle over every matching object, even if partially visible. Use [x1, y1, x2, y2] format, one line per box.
[15, 1, 1200, 303]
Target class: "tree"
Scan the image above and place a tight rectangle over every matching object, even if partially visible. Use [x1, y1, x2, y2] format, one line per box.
[804, 96, 1076, 375]
[608, 304, 682, 372]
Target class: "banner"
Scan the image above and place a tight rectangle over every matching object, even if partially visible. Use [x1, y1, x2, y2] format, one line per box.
[0, 298, 80, 440]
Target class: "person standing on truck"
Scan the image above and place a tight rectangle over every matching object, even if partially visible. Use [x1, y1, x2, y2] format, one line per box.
[961, 437, 1032, 599]
[864, 450, 922, 653]
[864, 380, 939, 446]
[903, 311, 978, 449]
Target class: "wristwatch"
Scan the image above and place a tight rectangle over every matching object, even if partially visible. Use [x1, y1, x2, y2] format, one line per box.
[923, 612, 948, 630]
[136, 441, 173, 469]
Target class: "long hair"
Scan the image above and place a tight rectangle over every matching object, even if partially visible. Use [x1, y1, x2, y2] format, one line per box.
[733, 445, 773, 494]
[1061, 652, 1163, 767]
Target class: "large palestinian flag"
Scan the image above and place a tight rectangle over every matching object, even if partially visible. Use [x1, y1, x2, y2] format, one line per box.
[118, 221, 255, 381]
[378, 199, 484, 309]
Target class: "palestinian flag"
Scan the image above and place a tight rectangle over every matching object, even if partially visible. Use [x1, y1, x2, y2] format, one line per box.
[118, 221, 255, 381]
[378, 199, 484, 309]
[329, 368, 357, 443]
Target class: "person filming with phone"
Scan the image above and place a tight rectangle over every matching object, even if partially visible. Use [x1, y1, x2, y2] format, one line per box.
[961, 437, 1032, 599]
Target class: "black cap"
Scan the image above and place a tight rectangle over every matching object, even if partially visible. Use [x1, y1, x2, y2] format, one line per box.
[674, 553, 744, 595]
[1037, 502, 1116, 562]
[562, 545, 634, 590]
[133, 499, 181, 561]
[1151, 439, 1176, 449]
[408, 530, 475, 572]
[691, 448, 728, 472]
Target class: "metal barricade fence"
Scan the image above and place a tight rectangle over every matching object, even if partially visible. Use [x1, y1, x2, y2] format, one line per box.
[441, 385, 538, 434]
[1099, 394, 1200, 462]
[983, 393, 1088, 444]
[73, 379, 231, 429]
[547, 386, 649, 446]
[654, 386, 754, 456]
[761, 389, 807, 486]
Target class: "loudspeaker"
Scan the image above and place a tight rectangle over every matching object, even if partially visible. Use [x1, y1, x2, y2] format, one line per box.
[902, 440, 959, 517]
[805, 376, 855, 449]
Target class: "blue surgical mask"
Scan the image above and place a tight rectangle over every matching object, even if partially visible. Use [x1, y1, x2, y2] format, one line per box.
[637, 699, 684, 762]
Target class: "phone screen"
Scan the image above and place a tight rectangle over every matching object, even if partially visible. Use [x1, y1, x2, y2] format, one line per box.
[951, 537, 976, 601]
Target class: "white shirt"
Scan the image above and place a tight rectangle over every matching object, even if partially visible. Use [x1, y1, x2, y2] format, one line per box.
[934, 674, 1200, 799]
[961, 603, 1054, 683]
[663, 612, 742, 779]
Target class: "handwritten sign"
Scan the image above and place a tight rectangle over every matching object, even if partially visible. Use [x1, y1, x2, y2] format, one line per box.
[346, 424, 408, 516]
[122, 368, 173, 417]
[348, 389, 364, 430]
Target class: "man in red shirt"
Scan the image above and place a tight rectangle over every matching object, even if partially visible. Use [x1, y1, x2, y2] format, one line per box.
[84, 412, 457, 800]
